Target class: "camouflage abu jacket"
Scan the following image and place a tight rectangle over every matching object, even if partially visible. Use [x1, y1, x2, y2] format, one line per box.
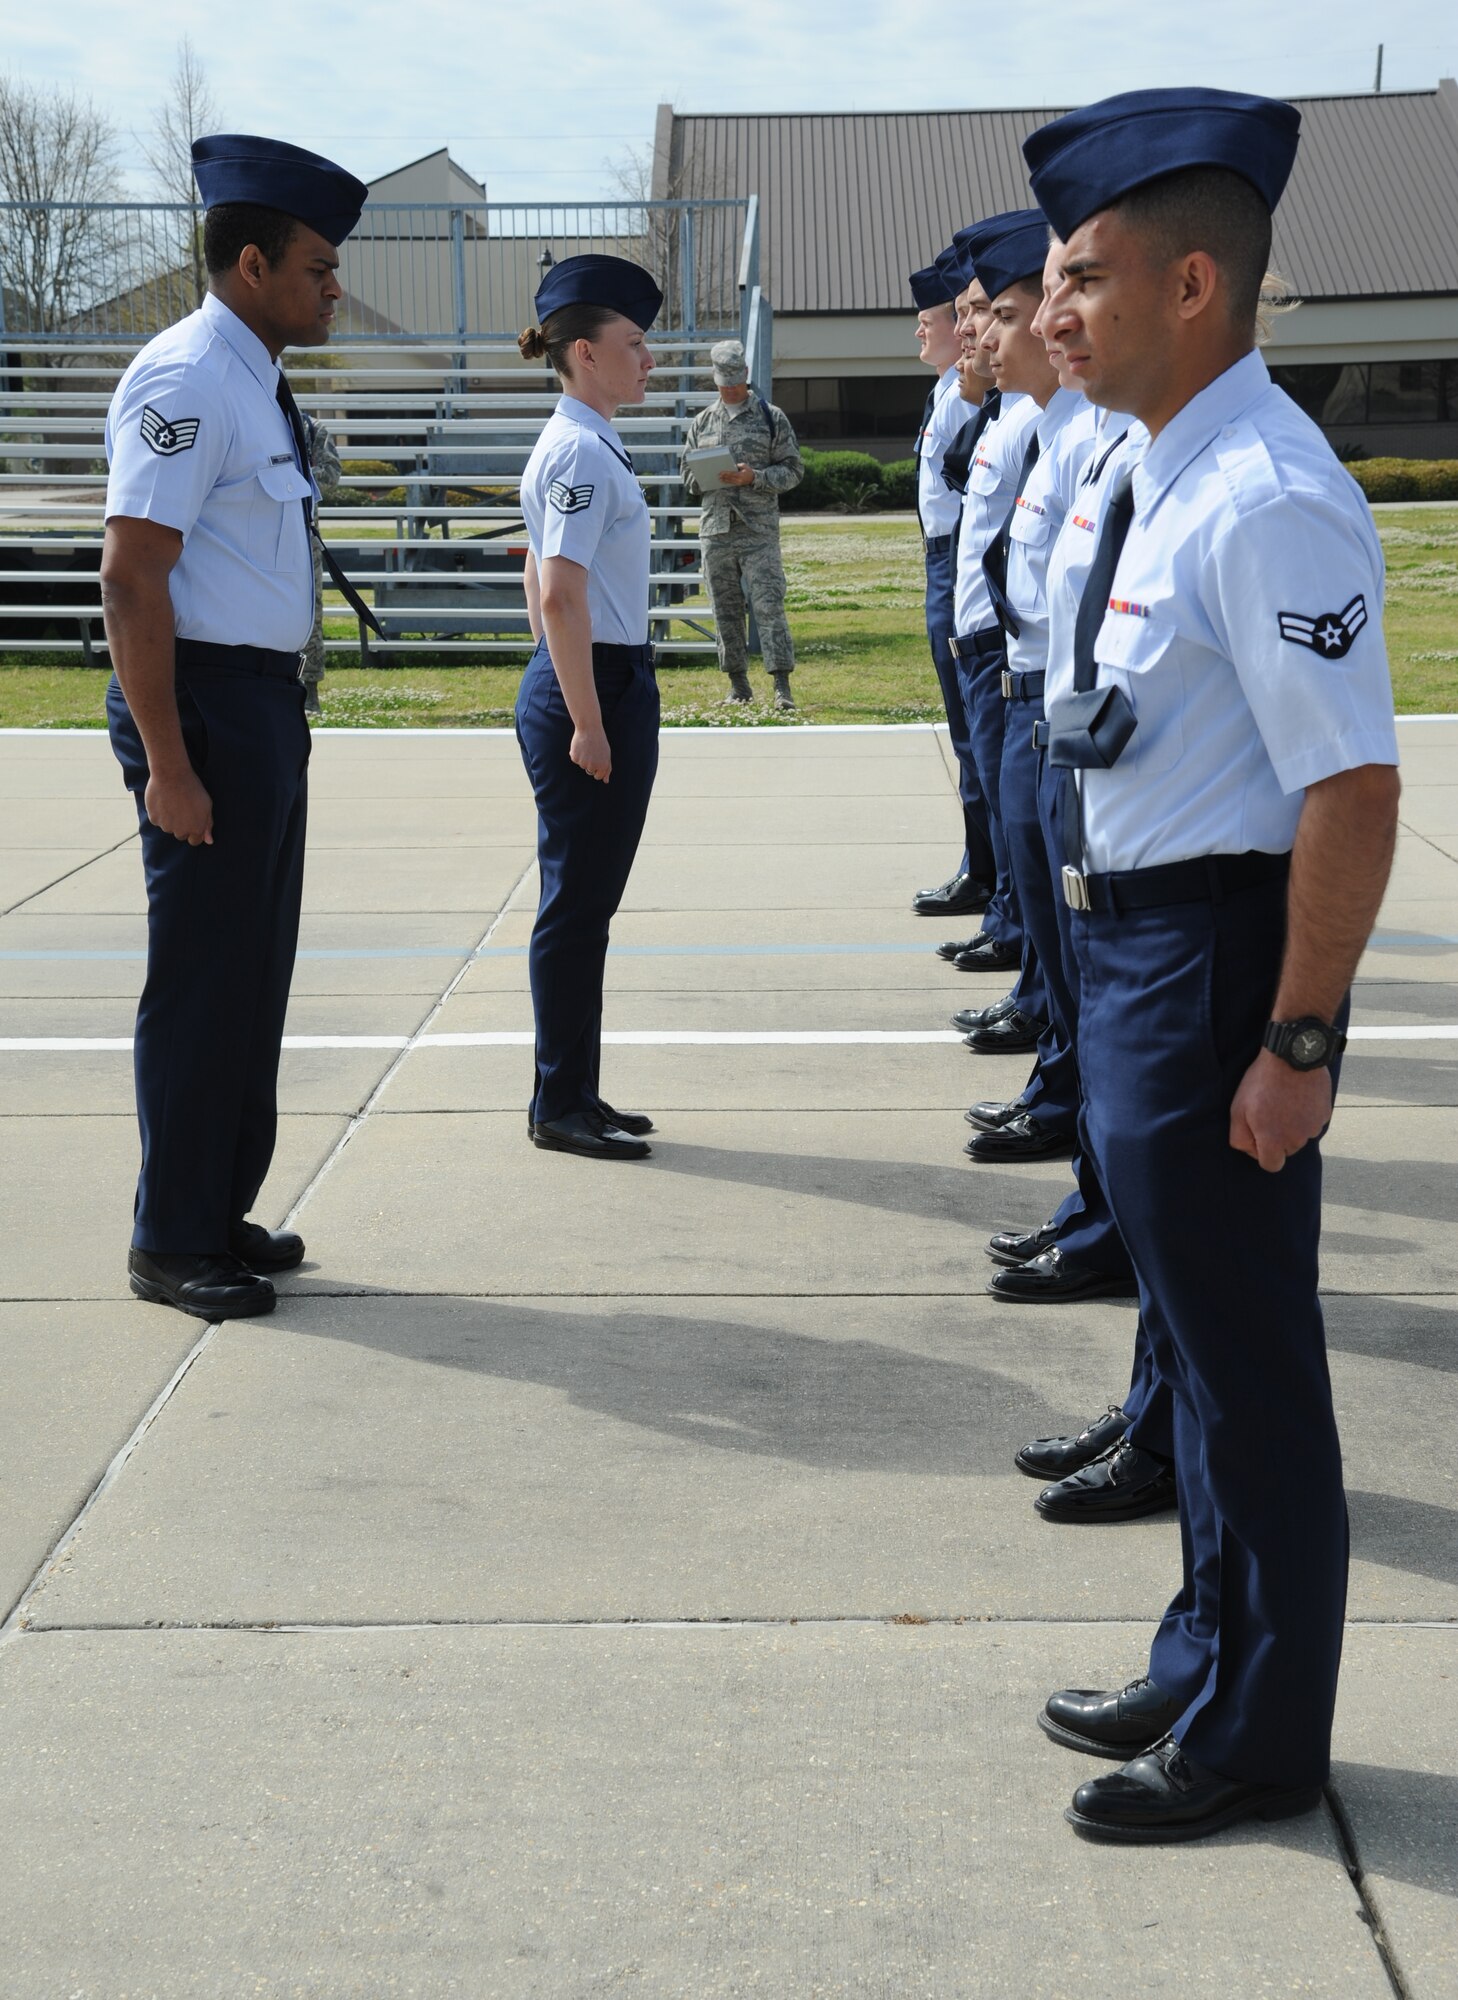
[680, 394, 804, 538]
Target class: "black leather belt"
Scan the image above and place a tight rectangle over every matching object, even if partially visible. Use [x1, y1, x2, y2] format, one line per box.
[1002, 669, 1045, 701]
[1066, 849, 1290, 914]
[174, 638, 302, 681]
[924, 534, 954, 556]
[592, 642, 654, 668]
[950, 627, 1003, 661]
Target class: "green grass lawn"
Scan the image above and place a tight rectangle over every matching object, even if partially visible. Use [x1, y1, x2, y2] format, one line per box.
[3, 509, 1454, 728]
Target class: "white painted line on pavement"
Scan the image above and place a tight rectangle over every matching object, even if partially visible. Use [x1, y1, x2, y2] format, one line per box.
[3, 1025, 1456, 1053]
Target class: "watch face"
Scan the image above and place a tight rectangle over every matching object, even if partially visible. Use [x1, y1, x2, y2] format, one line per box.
[1292, 1026, 1327, 1065]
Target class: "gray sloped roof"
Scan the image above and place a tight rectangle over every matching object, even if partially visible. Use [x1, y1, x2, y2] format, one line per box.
[656, 84, 1458, 312]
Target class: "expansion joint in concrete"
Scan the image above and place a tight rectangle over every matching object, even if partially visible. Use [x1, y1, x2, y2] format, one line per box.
[1324, 1783, 1412, 1999]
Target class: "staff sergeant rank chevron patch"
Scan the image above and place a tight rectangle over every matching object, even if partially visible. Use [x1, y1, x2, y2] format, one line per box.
[548, 480, 594, 514]
[139, 405, 201, 456]
[1277, 594, 1368, 660]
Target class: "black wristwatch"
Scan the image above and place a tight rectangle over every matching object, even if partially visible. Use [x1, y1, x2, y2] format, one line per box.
[1263, 1016, 1347, 1071]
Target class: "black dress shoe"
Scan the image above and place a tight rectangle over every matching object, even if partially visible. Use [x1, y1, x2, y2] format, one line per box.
[988, 1246, 1139, 1302]
[953, 935, 1022, 974]
[964, 1099, 1023, 1131]
[1015, 1402, 1129, 1478]
[964, 1113, 1075, 1163]
[950, 995, 1016, 1033]
[532, 1111, 651, 1160]
[962, 1009, 1043, 1052]
[598, 1102, 655, 1136]
[985, 1220, 1060, 1269]
[1039, 1677, 1184, 1759]
[1066, 1735, 1323, 1844]
[1036, 1439, 1178, 1521]
[127, 1248, 275, 1321]
[912, 872, 993, 917]
[228, 1219, 305, 1272]
[936, 935, 979, 962]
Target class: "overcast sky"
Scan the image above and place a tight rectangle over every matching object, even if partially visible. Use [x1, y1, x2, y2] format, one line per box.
[10, 0, 1458, 202]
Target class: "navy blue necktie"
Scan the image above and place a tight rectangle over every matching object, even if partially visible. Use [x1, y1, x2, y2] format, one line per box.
[982, 428, 1042, 639]
[276, 371, 382, 637]
[1059, 468, 1136, 868]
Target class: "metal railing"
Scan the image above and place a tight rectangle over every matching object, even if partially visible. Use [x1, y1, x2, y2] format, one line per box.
[0, 198, 774, 662]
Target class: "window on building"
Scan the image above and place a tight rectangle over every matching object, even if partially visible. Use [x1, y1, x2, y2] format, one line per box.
[774, 376, 936, 444]
[1367, 361, 1443, 423]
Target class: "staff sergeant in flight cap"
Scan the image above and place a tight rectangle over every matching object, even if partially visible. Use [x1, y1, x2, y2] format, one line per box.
[1022, 86, 1400, 1843]
[101, 134, 369, 1319]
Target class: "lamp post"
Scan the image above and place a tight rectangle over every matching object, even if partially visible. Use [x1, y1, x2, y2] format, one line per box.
[536, 247, 556, 389]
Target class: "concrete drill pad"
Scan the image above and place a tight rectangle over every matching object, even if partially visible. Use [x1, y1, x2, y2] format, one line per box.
[293, 1107, 1076, 1298]
[19, 1289, 1181, 1629]
[0, 1046, 395, 1117]
[23, 1285, 1458, 1632]
[621, 843, 958, 912]
[431, 984, 979, 1034]
[1322, 1108, 1458, 1294]
[0, 991, 432, 1041]
[0, 798, 137, 848]
[0, 1623, 1397, 2000]
[0, 848, 114, 912]
[0, 1114, 349, 1300]
[1331, 1625, 1458, 2000]
[0, 1300, 199, 1619]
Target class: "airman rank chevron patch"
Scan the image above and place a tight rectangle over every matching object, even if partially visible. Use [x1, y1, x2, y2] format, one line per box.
[548, 480, 594, 514]
[140, 405, 201, 456]
[1277, 594, 1368, 659]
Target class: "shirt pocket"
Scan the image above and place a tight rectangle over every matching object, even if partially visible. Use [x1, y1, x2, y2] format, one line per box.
[1009, 504, 1052, 549]
[966, 457, 1003, 496]
[1093, 612, 1184, 775]
[246, 460, 312, 571]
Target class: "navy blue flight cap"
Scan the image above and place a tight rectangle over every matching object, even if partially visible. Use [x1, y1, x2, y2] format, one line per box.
[534, 254, 663, 331]
[934, 245, 968, 299]
[191, 134, 368, 246]
[957, 209, 1051, 303]
[1023, 88, 1302, 241]
[908, 264, 955, 311]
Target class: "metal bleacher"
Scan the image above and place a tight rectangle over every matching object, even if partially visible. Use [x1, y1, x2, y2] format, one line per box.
[0, 195, 774, 664]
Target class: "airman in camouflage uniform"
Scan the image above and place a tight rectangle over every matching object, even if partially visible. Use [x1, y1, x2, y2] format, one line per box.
[680, 340, 803, 709]
[301, 414, 342, 714]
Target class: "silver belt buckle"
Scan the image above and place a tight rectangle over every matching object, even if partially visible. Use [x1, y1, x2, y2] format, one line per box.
[1061, 866, 1090, 911]
[949, 636, 962, 659]
[1000, 669, 1013, 699]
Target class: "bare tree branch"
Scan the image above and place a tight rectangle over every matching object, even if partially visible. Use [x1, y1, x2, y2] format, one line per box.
[141, 36, 220, 307]
[0, 73, 122, 333]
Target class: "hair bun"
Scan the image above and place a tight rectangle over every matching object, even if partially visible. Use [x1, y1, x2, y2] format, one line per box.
[518, 324, 548, 361]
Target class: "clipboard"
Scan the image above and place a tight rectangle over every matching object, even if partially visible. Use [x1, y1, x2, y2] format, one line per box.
[685, 444, 739, 487]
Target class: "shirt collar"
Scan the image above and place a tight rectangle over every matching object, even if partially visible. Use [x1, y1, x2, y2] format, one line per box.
[1133, 350, 1270, 517]
[934, 363, 960, 402]
[557, 393, 624, 449]
[200, 292, 280, 394]
[1035, 383, 1083, 447]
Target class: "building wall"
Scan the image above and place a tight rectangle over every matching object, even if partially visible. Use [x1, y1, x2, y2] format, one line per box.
[769, 298, 1458, 459]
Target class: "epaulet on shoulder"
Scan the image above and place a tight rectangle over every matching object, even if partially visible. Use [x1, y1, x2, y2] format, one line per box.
[1211, 419, 1282, 518]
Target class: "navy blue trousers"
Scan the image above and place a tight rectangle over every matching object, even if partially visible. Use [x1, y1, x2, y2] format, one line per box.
[998, 694, 1081, 1137]
[107, 666, 310, 1253]
[924, 540, 995, 889]
[956, 635, 1024, 961]
[515, 639, 659, 1126]
[1073, 875, 1348, 1786]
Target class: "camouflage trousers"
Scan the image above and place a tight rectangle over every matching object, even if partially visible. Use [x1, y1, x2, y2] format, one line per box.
[301, 544, 326, 688]
[703, 526, 794, 677]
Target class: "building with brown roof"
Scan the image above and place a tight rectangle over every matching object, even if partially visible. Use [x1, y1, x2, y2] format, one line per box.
[654, 85, 1458, 460]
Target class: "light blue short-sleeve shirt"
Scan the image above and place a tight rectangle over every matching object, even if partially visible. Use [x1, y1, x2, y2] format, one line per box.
[1003, 386, 1092, 678]
[1079, 351, 1399, 874]
[1044, 407, 1142, 708]
[104, 294, 316, 652]
[917, 365, 967, 540]
[520, 396, 650, 647]
[953, 392, 1038, 638]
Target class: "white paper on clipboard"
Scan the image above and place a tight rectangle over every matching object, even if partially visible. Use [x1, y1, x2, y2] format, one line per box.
[685, 444, 739, 487]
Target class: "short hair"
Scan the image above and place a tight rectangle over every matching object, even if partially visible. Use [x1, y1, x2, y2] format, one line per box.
[519, 301, 625, 377]
[1113, 165, 1273, 331]
[203, 203, 299, 277]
